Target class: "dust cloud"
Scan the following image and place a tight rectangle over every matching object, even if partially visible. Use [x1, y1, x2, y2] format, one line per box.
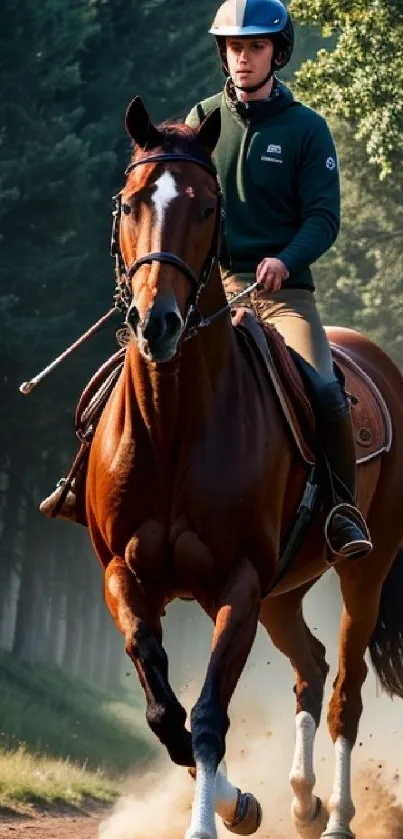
[99, 571, 403, 839]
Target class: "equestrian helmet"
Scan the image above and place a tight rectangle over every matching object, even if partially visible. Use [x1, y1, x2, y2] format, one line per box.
[210, 0, 294, 70]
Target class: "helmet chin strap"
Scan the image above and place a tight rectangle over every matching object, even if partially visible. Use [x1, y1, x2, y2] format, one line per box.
[232, 65, 274, 94]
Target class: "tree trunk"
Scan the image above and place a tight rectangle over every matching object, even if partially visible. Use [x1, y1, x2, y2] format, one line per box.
[0, 460, 22, 649]
[61, 535, 84, 677]
[89, 593, 114, 687]
[76, 552, 104, 682]
[104, 620, 124, 691]
[42, 525, 67, 666]
[12, 498, 46, 663]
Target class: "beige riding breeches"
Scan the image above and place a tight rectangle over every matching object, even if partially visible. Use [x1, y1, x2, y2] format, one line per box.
[223, 272, 337, 384]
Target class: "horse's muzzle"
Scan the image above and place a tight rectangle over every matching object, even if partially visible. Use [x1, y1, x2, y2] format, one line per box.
[126, 296, 184, 362]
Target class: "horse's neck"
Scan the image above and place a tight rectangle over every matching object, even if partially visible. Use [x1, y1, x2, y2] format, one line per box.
[125, 346, 180, 462]
[124, 279, 237, 456]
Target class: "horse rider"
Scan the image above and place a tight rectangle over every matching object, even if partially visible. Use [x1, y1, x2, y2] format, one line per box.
[185, 0, 372, 560]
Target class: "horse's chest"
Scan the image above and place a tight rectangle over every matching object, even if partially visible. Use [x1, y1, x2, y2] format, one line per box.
[175, 434, 266, 528]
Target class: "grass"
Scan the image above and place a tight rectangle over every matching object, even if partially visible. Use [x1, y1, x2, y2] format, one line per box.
[0, 650, 158, 812]
[0, 747, 118, 812]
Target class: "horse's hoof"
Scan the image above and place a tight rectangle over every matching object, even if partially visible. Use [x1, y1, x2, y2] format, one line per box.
[185, 832, 215, 839]
[293, 797, 328, 838]
[185, 833, 215, 839]
[223, 791, 262, 836]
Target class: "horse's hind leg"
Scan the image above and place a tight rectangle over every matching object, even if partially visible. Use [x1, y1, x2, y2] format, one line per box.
[260, 583, 329, 839]
[186, 556, 262, 839]
[105, 557, 194, 767]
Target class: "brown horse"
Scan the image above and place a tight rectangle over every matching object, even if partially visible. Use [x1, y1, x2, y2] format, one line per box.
[85, 96, 403, 839]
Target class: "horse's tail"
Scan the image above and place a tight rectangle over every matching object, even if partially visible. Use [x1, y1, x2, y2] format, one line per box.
[369, 546, 403, 698]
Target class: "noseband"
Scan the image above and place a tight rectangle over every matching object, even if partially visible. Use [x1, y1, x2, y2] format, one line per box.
[110, 151, 224, 335]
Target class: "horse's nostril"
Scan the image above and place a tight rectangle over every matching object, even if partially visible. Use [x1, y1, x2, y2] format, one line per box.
[165, 311, 181, 339]
[144, 311, 181, 344]
[144, 316, 163, 343]
[126, 304, 140, 331]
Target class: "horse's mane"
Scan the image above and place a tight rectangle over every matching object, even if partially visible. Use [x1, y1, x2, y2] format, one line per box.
[157, 119, 197, 148]
[127, 119, 212, 179]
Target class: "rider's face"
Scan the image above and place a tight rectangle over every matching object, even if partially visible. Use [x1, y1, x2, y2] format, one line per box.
[225, 37, 274, 87]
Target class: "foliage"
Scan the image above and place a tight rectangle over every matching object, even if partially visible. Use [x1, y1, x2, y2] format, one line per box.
[0, 0, 105, 462]
[314, 123, 403, 365]
[290, 0, 403, 177]
[0, 651, 155, 775]
[0, 0, 99, 324]
[0, 747, 116, 811]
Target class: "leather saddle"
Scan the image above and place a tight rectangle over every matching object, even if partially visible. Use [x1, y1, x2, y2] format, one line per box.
[234, 311, 392, 466]
[74, 317, 392, 469]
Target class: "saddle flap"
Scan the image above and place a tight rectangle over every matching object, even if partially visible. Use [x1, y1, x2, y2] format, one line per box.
[236, 315, 316, 464]
[331, 344, 392, 463]
[235, 315, 392, 466]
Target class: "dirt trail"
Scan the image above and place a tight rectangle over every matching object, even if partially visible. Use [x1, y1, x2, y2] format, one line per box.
[0, 809, 105, 839]
[2, 770, 403, 839]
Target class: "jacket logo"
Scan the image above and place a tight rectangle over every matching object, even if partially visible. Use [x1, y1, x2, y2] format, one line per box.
[326, 156, 337, 170]
[261, 143, 283, 164]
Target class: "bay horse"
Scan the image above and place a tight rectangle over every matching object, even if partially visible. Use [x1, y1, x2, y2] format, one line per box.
[85, 96, 403, 839]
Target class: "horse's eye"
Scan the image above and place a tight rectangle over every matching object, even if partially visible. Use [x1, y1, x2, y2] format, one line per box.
[122, 203, 131, 215]
[204, 207, 215, 220]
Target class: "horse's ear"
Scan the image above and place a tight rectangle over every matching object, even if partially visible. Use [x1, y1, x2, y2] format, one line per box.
[125, 96, 161, 149]
[195, 107, 221, 155]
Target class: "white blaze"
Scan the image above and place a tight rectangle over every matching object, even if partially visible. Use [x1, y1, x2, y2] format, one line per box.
[152, 171, 178, 230]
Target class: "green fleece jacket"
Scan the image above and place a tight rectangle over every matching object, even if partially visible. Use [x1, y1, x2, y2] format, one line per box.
[186, 79, 340, 290]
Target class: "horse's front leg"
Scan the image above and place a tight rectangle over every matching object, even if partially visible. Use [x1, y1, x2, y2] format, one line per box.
[186, 556, 262, 839]
[105, 556, 194, 767]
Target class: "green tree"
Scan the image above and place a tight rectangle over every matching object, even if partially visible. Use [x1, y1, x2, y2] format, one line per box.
[0, 0, 98, 313]
[290, 0, 403, 177]
[314, 124, 403, 366]
[0, 0, 103, 452]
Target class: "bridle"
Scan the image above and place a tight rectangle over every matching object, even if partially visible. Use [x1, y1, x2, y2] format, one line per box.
[18, 147, 257, 396]
[110, 150, 225, 338]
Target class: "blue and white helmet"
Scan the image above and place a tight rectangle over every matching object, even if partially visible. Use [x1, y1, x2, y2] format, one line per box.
[209, 0, 294, 70]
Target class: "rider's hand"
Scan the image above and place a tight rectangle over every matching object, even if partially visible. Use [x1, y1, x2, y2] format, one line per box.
[231, 306, 249, 327]
[256, 257, 289, 292]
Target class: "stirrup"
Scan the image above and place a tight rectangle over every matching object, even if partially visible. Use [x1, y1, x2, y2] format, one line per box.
[324, 502, 373, 560]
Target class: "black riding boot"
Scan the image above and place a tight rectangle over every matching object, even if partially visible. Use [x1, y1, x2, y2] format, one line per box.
[314, 379, 372, 560]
